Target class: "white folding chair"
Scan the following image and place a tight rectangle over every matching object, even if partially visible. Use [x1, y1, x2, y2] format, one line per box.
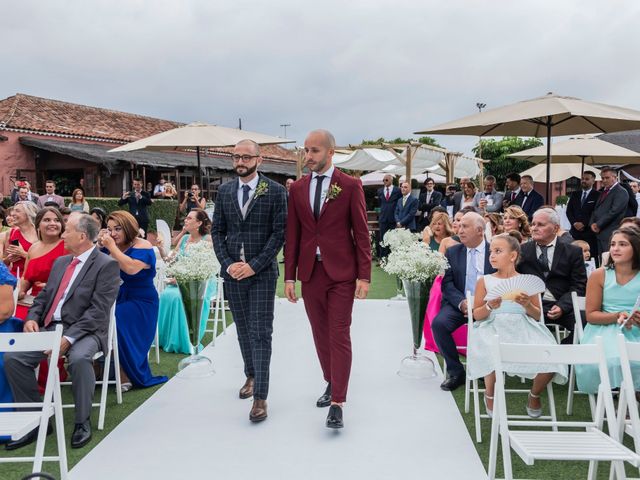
[60, 302, 122, 430]
[149, 259, 166, 364]
[465, 292, 556, 444]
[155, 219, 172, 254]
[206, 275, 229, 345]
[0, 325, 68, 479]
[12, 267, 20, 316]
[614, 334, 640, 478]
[566, 291, 596, 416]
[487, 336, 640, 480]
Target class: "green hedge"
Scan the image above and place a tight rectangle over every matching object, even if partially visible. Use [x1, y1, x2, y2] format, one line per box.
[71, 198, 179, 233]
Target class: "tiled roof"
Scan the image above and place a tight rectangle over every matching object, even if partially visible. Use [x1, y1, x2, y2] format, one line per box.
[598, 130, 640, 154]
[0, 93, 298, 162]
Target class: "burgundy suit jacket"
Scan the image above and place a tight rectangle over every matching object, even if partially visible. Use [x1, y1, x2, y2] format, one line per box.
[285, 168, 372, 283]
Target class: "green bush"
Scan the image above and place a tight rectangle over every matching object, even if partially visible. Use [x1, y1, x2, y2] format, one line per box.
[555, 195, 569, 206]
[66, 198, 179, 233]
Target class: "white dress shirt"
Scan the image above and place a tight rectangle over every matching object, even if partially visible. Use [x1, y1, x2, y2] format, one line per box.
[309, 165, 334, 211]
[466, 240, 486, 275]
[237, 174, 260, 210]
[53, 246, 96, 343]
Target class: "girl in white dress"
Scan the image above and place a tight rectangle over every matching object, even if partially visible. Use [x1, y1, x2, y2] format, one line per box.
[468, 232, 567, 417]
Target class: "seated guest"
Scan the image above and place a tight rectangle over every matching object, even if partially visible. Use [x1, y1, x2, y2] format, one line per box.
[394, 181, 418, 231]
[514, 175, 544, 221]
[0, 207, 13, 259]
[576, 226, 640, 393]
[517, 208, 587, 344]
[621, 216, 640, 229]
[468, 233, 567, 417]
[484, 212, 504, 239]
[68, 188, 90, 213]
[0, 263, 24, 411]
[503, 205, 531, 242]
[421, 211, 453, 251]
[90, 207, 108, 229]
[432, 212, 496, 391]
[158, 209, 217, 354]
[4, 213, 120, 449]
[3, 201, 39, 278]
[97, 211, 168, 392]
[438, 206, 476, 253]
[572, 239, 596, 277]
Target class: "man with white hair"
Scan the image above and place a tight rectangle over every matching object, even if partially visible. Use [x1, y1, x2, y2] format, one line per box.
[517, 208, 587, 344]
[432, 212, 495, 390]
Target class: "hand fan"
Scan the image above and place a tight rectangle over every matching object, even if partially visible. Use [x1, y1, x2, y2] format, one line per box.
[484, 274, 546, 301]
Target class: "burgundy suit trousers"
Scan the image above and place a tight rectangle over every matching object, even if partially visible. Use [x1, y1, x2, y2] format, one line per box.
[301, 260, 356, 403]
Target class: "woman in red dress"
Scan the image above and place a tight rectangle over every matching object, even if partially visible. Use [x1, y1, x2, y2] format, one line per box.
[3, 201, 39, 278]
[15, 207, 69, 391]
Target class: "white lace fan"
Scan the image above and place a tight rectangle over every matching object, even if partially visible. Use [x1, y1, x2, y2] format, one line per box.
[484, 274, 546, 301]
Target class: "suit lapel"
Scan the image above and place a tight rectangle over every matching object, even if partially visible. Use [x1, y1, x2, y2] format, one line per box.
[230, 178, 244, 220]
[550, 240, 562, 273]
[242, 174, 265, 220]
[301, 174, 315, 222]
[64, 249, 97, 303]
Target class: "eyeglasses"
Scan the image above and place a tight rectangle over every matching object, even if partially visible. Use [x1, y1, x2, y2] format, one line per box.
[231, 154, 259, 163]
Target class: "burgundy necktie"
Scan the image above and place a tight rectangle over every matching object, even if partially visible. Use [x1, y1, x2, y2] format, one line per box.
[43, 258, 81, 327]
[385, 188, 390, 201]
[511, 192, 516, 202]
[599, 188, 610, 204]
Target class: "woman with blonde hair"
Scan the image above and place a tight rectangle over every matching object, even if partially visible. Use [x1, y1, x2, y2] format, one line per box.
[484, 212, 504, 239]
[69, 188, 90, 212]
[98, 210, 167, 391]
[3, 201, 38, 278]
[503, 205, 531, 242]
[422, 210, 454, 251]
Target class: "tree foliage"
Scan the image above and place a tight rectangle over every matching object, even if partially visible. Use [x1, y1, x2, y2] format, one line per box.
[361, 136, 442, 148]
[473, 137, 542, 190]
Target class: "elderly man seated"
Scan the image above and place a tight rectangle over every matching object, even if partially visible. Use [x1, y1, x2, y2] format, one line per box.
[432, 212, 496, 391]
[517, 207, 587, 344]
[4, 213, 120, 450]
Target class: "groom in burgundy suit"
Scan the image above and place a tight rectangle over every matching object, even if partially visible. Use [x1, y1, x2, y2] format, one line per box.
[284, 129, 372, 429]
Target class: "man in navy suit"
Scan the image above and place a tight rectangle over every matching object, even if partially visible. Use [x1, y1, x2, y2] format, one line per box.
[514, 175, 544, 221]
[212, 139, 287, 423]
[432, 212, 496, 391]
[377, 174, 402, 258]
[394, 181, 418, 231]
[566, 171, 600, 264]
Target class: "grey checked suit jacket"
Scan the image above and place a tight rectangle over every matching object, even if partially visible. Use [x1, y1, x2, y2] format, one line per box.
[212, 174, 287, 279]
[26, 248, 120, 353]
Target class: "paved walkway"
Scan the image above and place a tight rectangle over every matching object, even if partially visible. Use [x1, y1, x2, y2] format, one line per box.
[70, 299, 487, 480]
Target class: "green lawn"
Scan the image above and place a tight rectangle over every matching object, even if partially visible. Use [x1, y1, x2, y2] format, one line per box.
[1, 263, 632, 479]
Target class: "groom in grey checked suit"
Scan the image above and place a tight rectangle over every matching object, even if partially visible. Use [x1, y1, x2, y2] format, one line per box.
[212, 139, 287, 423]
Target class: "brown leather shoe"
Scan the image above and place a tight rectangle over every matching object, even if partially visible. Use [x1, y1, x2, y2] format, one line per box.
[239, 377, 254, 399]
[249, 399, 268, 422]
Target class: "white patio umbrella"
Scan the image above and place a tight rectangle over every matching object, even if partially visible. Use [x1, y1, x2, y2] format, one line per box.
[415, 93, 640, 201]
[109, 121, 294, 186]
[519, 163, 601, 183]
[509, 135, 640, 174]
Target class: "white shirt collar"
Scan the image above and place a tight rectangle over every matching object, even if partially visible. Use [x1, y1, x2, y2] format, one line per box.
[467, 240, 485, 255]
[312, 165, 335, 181]
[537, 236, 557, 249]
[238, 174, 260, 191]
[75, 245, 96, 264]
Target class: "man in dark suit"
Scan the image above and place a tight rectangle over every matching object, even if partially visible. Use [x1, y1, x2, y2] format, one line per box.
[5, 212, 120, 450]
[376, 174, 402, 258]
[517, 208, 587, 344]
[212, 139, 287, 423]
[590, 166, 629, 256]
[514, 175, 544, 221]
[118, 178, 153, 237]
[432, 212, 496, 391]
[502, 172, 522, 209]
[417, 177, 443, 231]
[284, 129, 371, 429]
[394, 181, 419, 231]
[620, 181, 639, 218]
[566, 171, 600, 264]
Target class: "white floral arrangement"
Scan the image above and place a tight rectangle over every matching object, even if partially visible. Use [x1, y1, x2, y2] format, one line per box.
[381, 235, 449, 283]
[381, 228, 422, 252]
[165, 241, 221, 282]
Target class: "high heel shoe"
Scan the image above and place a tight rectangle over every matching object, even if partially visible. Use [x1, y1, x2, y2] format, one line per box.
[526, 392, 542, 418]
[484, 393, 494, 418]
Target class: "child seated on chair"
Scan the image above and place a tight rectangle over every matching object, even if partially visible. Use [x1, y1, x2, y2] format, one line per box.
[572, 239, 596, 278]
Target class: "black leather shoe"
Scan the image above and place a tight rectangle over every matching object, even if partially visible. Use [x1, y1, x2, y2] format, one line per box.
[316, 383, 331, 408]
[326, 404, 344, 429]
[440, 374, 466, 391]
[5, 423, 52, 451]
[71, 421, 92, 449]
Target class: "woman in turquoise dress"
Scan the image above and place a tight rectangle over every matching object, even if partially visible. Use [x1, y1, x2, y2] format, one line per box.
[158, 209, 217, 354]
[98, 211, 167, 391]
[577, 226, 640, 393]
[469, 233, 566, 418]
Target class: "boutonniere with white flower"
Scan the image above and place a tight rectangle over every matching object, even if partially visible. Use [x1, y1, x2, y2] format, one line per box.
[254, 180, 269, 198]
[325, 183, 342, 203]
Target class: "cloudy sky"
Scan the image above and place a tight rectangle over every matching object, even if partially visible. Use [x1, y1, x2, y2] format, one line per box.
[2, 0, 640, 154]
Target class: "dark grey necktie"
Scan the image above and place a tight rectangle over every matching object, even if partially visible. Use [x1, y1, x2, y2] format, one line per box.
[581, 191, 587, 206]
[538, 244, 550, 275]
[242, 184, 251, 207]
[313, 175, 325, 219]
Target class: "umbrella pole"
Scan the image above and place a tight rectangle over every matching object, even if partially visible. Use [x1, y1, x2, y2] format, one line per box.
[196, 146, 202, 189]
[545, 116, 552, 204]
[580, 156, 585, 176]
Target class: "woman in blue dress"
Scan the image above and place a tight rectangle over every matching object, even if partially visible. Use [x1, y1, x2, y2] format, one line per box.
[158, 209, 217, 354]
[577, 226, 640, 393]
[98, 211, 167, 391]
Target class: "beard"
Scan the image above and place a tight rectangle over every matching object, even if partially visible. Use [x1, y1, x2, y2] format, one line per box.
[235, 163, 258, 178]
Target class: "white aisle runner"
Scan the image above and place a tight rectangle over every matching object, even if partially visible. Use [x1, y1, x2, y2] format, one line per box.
[71, 299, 487, 480]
